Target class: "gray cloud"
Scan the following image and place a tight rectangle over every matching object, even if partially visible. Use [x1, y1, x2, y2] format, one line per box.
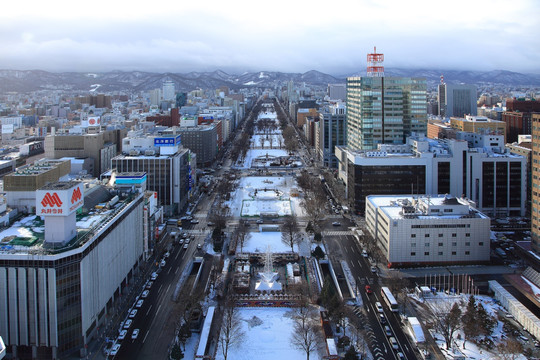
[1, 0, 539, 75]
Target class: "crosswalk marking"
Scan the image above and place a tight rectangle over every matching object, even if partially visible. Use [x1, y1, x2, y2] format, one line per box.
[322, 230, 354, 236]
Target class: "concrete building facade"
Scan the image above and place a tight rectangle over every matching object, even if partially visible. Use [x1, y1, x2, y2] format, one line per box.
[336, 133, 526, 217]
[366, 195, 490, 267]
[438, 83, 477, 118]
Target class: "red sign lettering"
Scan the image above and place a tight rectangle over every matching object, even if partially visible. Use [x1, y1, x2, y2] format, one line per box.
[41, 193, 63, 207]
[71, 187, 82, 204]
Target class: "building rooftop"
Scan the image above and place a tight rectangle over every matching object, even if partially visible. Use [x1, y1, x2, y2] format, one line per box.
[367, 194, 489, 221]
[0, 184, 141, 256]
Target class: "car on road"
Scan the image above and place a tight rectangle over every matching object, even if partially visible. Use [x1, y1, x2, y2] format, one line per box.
[397, 352, 405, 359]
[375, 302, 384, 313]
[145, 281, 153, 289]
[207, 222, 215, 226]
[183, 243, 189, 250]
[151, 272, 158, 280]
[129, 309, 137, 318]
[379, 313, 386, 324]
[123, 319, 132, 329]
[135, 300, 144, 308]
[389, 337, 399, 350]
[365, 285, 372, 294]
[142, 290, 149, 298]
[362, 250, 368, 257]
[256, 219, 264, 224]
[184, 238, 190, 244]
[118, 329, 127, 340]
[131, 329, 140, 340]
[110, 343, 121, 356]
[160, 260, 166, 267]
[164, 251, 170, 258]
[371, 266, 377, 273]
[332, 221, 341, 226]
[197, 243, 202, 250]
[384, 325, 392, 336]
[178, 239, 184, 245]
[190, 219, 199, 224]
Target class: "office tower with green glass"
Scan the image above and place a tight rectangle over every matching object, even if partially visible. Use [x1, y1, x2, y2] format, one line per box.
[346, 76, 428, 151]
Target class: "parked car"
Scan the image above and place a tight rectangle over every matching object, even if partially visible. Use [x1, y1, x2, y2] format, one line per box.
[135, 300, 144, 308]
[142, 290, 149, 298]
[129, 309, 137, 318]
[160, 260, 166, 267]
[123, 319, 132, 329]
[362, 250, 368, 257]
[151, 272, 158, 281]
[164, 251, 170, 258]
[371, 266, 377, 273]
[118, 329, 127, 340]
[145, 281, 153, 289]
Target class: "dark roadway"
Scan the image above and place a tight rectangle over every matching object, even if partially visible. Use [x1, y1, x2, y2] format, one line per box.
[321, 217, 418, 360]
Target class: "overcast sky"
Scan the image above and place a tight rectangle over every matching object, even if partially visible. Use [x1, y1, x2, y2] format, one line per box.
[1, 0, 539, 75]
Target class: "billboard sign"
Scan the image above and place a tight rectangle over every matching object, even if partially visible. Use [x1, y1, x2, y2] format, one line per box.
[36, 183, 84, 216]
[88, 116, 101, 126]
[154, 135, 181, 147]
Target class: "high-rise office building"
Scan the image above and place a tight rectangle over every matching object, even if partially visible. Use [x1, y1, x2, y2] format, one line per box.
[346, 76, 427, 151]
[531, 114, 540, 253]
[438, 83, 477, 118]
[317, 103, 347, 168]
[162, 80, 175, 102]
[327, 84, 346, 101]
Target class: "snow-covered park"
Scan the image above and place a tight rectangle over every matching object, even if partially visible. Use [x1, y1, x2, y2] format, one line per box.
[215, 307, 322, 360]
[238, 231, 292, 253]
[227, 176, 305, 218]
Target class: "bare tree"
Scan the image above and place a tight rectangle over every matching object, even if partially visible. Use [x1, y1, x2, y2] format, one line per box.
[290, 302, 320, 360]
[496, 338, 523, 360]
[427, 301, 462, 350]
[209, 203, 230, 231]
[218, 300, 245, 360]
[259, 136, 265, 149]
[281, 214, 302, 253]
[235, 219, 251, 253]
[301, 192, 326, 232]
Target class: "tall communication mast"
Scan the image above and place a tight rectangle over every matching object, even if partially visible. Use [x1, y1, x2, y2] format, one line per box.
[367, 46, 384, 77]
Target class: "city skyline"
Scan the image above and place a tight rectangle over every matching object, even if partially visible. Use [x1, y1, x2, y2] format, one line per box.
[1, 0, 539, 75]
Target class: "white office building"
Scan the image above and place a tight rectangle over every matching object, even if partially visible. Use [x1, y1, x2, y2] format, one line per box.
[336, 133, 527, 217]
[366, 194, 491, 267]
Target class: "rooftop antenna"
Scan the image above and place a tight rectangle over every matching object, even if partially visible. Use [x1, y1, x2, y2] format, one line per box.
[367, 46, 384, 77]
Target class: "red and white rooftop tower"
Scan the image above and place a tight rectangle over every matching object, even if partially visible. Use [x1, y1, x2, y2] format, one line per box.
[367, 46, 384, 77]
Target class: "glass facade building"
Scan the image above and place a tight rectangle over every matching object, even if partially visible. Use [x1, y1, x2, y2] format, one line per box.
[346, 77, 427, 151]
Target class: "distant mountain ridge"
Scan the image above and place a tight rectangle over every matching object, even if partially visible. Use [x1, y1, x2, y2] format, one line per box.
[0, 68, 539, 93]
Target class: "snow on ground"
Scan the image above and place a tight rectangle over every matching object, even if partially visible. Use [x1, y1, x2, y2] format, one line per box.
[227, 176, 305, 217]
[257, 111, 277, 120]
[239, 148, 290, 169]
[181, 331, 200, 359]
[215, 307, 321, 360]
[251, 134, 284, 149]
[239, 231, 292, 253]
[416, 292, 527, 360]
